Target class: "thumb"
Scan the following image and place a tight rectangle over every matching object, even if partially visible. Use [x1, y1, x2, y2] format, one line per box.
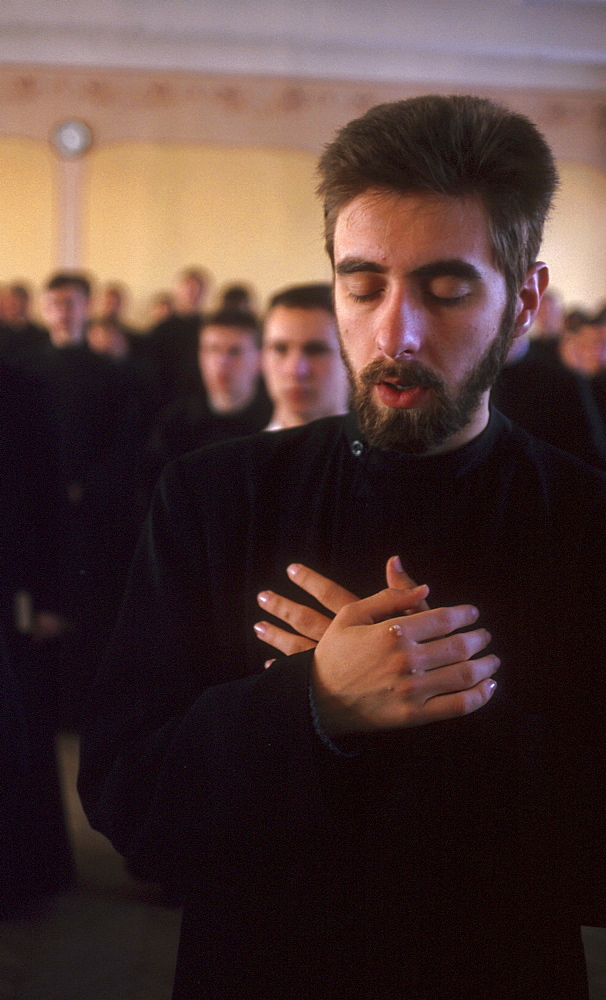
[385, 555, 430, 611]
[339, 583, 430, 627]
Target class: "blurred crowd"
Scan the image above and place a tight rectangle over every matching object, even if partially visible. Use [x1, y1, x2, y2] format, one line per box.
[2, 263, 606, 919]
[0, 266, 352, 917]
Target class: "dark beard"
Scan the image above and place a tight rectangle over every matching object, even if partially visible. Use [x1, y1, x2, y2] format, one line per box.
[343, 306, 515, 455]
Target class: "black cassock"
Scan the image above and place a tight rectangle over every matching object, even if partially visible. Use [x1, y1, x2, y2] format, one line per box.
[80, 409, 606, 1000]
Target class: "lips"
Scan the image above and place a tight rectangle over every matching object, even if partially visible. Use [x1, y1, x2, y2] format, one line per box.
[375, 380, 427, 409]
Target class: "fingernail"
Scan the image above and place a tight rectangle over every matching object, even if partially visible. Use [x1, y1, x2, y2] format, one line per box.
[470, 606, 479, 620]
[487, 679, 497, 693]
[257, 591, 270, 605]
[287, 564, 300, 578]
[393, 555, 403, 573]
[253, 622, 266, 636]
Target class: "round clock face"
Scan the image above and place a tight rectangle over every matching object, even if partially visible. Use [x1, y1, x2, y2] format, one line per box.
[51, 120, 93, 158]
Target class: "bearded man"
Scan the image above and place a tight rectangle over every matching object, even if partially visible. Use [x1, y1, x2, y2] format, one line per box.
[79, 95, 605, 1000]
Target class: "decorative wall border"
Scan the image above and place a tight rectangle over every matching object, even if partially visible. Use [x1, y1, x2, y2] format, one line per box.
[0, 64, 604, 169]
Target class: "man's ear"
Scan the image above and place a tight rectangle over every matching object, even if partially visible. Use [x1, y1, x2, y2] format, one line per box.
[511, 263, 550, 340]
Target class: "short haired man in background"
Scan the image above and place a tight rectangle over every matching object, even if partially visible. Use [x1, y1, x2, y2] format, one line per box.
[143, 308, 271, 481]
[145, 266, 212, 407]
[42, 272, 92, 348]
[262, 283, 349, 429]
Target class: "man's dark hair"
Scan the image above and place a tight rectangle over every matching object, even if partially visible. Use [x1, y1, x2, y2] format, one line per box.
[45, 271, 92, 299]
[593, 304, 606, 326]
[202, 309, 262, 349]
[268, 283, 334, 315]
[220, 284, 254, 312]
[317, 94, 558, 298]
[8, 283, 30, 303]
[564, 309, 592, 334]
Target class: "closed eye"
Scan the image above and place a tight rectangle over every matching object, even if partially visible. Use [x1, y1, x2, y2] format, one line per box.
[422, 271, 476, 306]
[348, 288, 384, 303]
[425, 290, 471, 306]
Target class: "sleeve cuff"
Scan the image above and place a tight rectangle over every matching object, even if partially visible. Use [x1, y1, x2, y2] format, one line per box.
[308, 680, 360, 759]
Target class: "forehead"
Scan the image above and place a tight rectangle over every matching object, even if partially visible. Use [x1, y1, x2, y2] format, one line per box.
[334, 189, 497, 272]
[47, 286, 88, 305]
[264, 306, 338, 345]
[201, 325, 256, 348]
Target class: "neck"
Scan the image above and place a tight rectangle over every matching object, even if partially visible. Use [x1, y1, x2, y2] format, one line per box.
[208, 389, 255, 415]
[50, 328, 83, 348]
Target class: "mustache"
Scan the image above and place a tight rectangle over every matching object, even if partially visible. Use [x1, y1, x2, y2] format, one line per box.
[358, 358, 445, 392]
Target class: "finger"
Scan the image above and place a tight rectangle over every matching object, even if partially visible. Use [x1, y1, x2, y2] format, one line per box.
[257, 590, 330, 641]
[253, 620, 317, 656]
[413, 675, 498, 725]
[411, 627, 492, 673]
[389, 603, 479, 643]
[287, 563, 359, 614]
[385, 556, 430, 612]
[412, 653, 500, 700]
[337, 584, 431, 628]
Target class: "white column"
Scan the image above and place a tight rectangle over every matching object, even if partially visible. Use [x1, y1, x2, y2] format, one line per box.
[56, 157, 86, 269]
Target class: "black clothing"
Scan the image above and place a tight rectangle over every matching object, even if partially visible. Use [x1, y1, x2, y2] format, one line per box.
[143, 385, 272, 492]
[492, 349, 606, 468]
[524, 336, 562, 366]
[80, 410, 606, 999]
[0, 361, 72, 632]
[0, 362, 75, 912]
[592, 369, 606, 424]
[32, 342, 150, 719]
[144, 313, 204, 408]
[0, 321, 49, 372]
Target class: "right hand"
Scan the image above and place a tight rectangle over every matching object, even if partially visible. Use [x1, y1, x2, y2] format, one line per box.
[311, 587, 499, 734]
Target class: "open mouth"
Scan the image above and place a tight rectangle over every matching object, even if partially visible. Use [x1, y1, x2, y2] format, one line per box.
[375, 380, 427, 409]
[381, 379, 416, 392]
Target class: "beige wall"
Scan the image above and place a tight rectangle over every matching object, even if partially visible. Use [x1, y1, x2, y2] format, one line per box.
[83, 142, 330, 322]
[0, 137, 55, 290]
[541, 160, 606, 311]
[1, 65, 605, 321]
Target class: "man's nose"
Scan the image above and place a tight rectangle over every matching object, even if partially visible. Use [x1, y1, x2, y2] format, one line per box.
[375, 293, 422, 361]
[289, 350, 311, 378]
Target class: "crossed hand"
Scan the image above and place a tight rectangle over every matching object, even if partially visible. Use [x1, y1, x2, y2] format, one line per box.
[255, 557, 499, 734]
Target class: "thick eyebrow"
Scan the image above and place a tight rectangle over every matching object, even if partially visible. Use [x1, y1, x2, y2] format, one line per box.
[412, 259, 482, 282]
[335, 258, 387, 276]
[335, 257, 482, 282]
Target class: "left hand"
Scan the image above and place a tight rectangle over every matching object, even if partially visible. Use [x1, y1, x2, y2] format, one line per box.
[254, 556, 429, 662]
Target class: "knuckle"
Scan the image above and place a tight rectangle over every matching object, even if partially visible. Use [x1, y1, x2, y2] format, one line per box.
[458, 686, 488, 717]
[457, 661, 476, 687]
[396, 672, 421, 699]
[296, 608, 315, 631]
[451, 633, 471, 659]
[336, 601, 358, 624]
[434, 606, 457, 633]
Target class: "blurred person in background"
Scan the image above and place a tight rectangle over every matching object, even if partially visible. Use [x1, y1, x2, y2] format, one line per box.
[0, 282, 48, 369]
[145, 267, 212, 407]
[262, 283, 349, 430]
[143, 308, 271, 492]
[218, 282, 258, 316]
[38, 272, 147, 723]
